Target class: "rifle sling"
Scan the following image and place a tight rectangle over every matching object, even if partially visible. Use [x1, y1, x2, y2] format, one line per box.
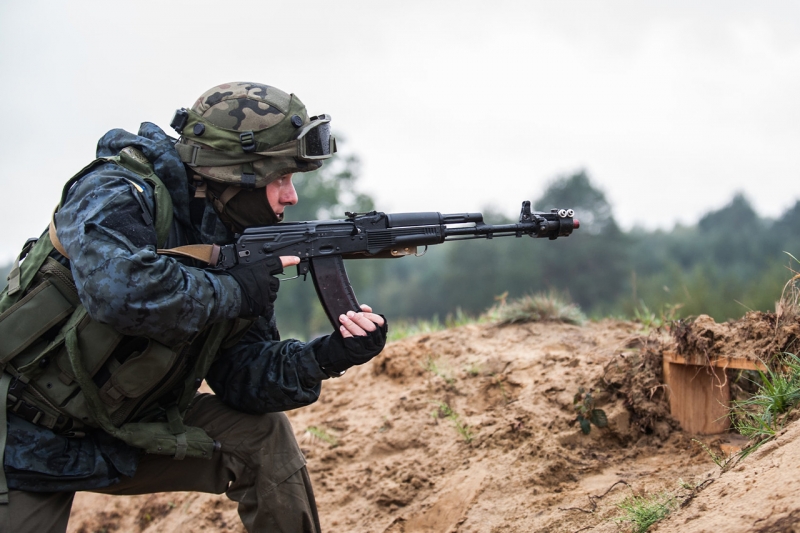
[156, 245, 220, 266]
[50, 218, 220, 266]
[49, 210, 69, 259]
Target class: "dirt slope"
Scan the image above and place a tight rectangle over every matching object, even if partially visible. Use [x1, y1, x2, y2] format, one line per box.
[654, 419, 800, 533]
[67, 317, 800, 532]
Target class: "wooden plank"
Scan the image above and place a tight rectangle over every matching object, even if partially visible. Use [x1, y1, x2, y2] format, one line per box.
[663, 351, 767, 372]
[663, 351, 773, 434]
[664, 361, 730, 434]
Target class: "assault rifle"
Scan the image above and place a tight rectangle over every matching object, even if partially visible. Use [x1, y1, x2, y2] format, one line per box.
[212, 201, 579, 328]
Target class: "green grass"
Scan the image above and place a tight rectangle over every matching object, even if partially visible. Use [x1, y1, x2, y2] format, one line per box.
[463, 362, 482, 377]
[422, 356, 456, 385]
[730, 352, 800, 457]
[305, 426, 338, 447]
[692, 439, 737, 470]
[432, 401, 473, 443]
[632, 301, 682, 332]
[484, 291, 586, 326]
[388, 308, 476, 342]
[726, 264, 800, 458]
[613, 491, 677, 533]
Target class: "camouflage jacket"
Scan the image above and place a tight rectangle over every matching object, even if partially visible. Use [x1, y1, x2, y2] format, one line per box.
[4, 123, 329, 492]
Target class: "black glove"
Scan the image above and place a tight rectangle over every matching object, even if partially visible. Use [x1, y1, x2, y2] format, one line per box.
[225, 257, 283, 318]
[314, 316, 388, 377]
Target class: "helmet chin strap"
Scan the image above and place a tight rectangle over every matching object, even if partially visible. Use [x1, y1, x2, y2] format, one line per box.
[211, 185, 242, 216]
[192, 174, 207, 199]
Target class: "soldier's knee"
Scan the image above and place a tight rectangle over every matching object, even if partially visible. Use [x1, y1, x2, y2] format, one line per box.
[251, 412, 301, 453]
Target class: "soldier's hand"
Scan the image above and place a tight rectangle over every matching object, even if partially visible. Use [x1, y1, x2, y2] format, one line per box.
[314, 304, 388, 377]
[227, 256, 299, 318]
[338, 304, 385, 338]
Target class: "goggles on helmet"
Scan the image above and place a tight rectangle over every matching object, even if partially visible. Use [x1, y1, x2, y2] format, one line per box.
[174, 108, 337, 165]
[297, 115, 337, 160]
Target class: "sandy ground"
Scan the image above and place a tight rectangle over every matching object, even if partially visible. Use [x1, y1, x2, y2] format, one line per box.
[67, 316, 800, 532]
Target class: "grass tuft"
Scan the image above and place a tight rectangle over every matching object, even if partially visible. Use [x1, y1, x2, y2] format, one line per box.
[632, 301, 682, 333]
[432, 401, 473, 443]
[484, 291, 586, 326]
[730, 352, 800, 457]
[613, 491, 677, 533]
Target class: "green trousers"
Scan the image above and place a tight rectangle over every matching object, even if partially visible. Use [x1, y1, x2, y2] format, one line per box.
[0, 394, 321, 533]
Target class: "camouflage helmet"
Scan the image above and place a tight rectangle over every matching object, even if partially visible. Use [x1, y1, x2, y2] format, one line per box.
[172, 82, 336, 188]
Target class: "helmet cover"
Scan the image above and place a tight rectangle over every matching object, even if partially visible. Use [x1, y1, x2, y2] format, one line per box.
[176, 82, 322, 187]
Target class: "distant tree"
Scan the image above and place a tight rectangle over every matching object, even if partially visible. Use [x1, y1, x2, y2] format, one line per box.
[773, 199, 800, 260]
[624, 192, 790, 321]
[405, 170, 629, 319]
[698, 192, 759, 232]
[531, 170, 629, 314]
[776, 200, 800, 232]
[535, 169, 618, 235]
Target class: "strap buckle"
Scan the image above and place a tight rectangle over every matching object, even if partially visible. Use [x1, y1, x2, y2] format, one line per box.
[239, 131, 256, 153]
[171, 108, 189, 134]
[7, 238, 39, 296]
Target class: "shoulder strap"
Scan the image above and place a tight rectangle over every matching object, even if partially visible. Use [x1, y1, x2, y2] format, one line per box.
[48, 147, 175, 259]
[115, 147, 173, 247]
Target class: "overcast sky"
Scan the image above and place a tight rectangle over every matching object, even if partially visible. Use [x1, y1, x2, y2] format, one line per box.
[0, 1, 798, 262]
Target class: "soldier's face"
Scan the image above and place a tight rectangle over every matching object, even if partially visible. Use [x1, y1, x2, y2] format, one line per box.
[266, 174, 298, 221]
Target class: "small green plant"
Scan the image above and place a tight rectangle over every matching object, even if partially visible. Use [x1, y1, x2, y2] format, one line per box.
[613, 491, 677, 533]
[305, 426, 338, 447]
[632, 300, 682, 333]
[692, 439, 737, 471]
[432, 401, 473, 443]
[730, 353, 800, 456]
[464, 362, 482, 377]
[633, 301, 659, 329]
[572, 387, 608, 434]
[422, 356, 456, 385]
[484, 291, 586, 326]
[726, 352, 800, 458]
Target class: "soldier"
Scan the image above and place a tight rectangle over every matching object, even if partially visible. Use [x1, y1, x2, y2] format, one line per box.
[0, 82, 386, 532]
